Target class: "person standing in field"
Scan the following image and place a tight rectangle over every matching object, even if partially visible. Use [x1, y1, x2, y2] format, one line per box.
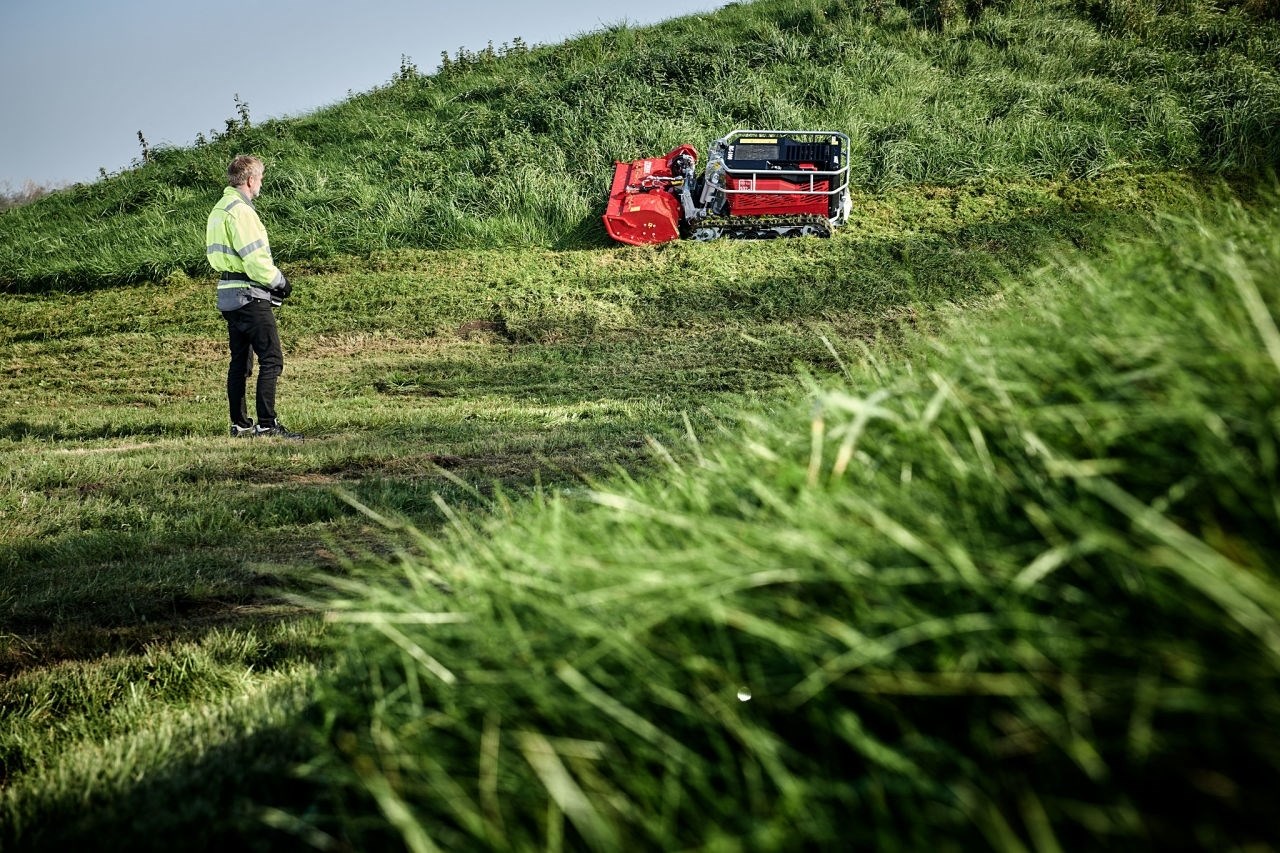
[205, 154, 302, 439]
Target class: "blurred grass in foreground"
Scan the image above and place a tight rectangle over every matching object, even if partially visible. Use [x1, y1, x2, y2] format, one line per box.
[311, 188, 1280, 850]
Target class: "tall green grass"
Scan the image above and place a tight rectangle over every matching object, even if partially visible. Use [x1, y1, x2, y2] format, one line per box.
[308, 189, 1280, 849]
[1, 0, 1277, 289]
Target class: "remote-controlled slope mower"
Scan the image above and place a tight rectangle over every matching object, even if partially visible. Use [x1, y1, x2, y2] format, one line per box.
[604, 129, 851, 246]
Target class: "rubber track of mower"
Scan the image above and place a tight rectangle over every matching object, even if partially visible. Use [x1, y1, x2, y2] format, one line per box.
[687, 214, 832, 241]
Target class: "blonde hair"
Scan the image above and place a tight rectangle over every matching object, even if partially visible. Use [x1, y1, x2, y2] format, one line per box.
[226, 154, 264, 187]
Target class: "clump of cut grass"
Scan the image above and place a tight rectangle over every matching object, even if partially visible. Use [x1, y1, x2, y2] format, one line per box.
[309, 187, 1280, 849]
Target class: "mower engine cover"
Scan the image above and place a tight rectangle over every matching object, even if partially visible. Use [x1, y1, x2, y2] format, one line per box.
[603, 145, 699, 246]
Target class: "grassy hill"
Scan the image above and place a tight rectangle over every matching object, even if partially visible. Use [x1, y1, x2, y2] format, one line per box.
[1, 0, 1277, 289]
[2, 0, 1279, 850]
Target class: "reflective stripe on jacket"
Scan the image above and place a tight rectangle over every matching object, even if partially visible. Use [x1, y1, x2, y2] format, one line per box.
[205, 186, 285, 311]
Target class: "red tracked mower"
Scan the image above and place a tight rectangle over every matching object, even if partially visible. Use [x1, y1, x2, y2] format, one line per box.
[603, 129, 851, 246]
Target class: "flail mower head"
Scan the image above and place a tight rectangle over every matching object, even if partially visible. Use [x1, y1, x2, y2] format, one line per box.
[603, 129, 851, 246]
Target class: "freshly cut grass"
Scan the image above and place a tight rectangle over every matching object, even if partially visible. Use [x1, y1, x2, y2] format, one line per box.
[310, 189, 1280, 849]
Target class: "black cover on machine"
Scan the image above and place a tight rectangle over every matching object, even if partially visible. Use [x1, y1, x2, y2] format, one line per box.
[726, 136, 843, 172]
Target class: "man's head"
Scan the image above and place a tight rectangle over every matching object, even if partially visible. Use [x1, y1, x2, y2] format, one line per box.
[227, 154, 265, 199]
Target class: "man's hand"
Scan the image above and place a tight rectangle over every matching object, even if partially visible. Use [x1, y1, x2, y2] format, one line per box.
[271, 276, 293, 302]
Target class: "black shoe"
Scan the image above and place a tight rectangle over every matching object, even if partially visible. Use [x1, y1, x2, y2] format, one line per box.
[230, 421, 255, 438]
[252, 421, 304, 440]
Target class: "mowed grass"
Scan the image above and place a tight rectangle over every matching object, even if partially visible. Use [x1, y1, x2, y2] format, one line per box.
[0, 621, 323, 850]
[0, 170, 1198, 635]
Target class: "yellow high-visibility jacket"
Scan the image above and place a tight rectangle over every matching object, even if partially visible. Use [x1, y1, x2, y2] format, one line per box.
[205, 186, 285, 310]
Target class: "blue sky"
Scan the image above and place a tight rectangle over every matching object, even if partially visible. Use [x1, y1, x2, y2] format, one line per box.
[0, 0, 719, 189]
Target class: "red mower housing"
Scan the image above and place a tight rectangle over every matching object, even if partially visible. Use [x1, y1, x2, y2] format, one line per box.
[603, 145, 699, 246]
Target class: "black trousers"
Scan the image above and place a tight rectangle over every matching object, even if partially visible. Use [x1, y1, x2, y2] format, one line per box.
[222, 300, 284, 426]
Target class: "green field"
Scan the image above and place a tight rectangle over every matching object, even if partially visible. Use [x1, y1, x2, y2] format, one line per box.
[3, 0, 1279, 849]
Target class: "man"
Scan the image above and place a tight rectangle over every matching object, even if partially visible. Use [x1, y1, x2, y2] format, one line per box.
[205, 154, 302, 439]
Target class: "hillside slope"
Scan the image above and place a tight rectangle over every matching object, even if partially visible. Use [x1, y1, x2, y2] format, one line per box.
[0, 0, 1277, 289]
